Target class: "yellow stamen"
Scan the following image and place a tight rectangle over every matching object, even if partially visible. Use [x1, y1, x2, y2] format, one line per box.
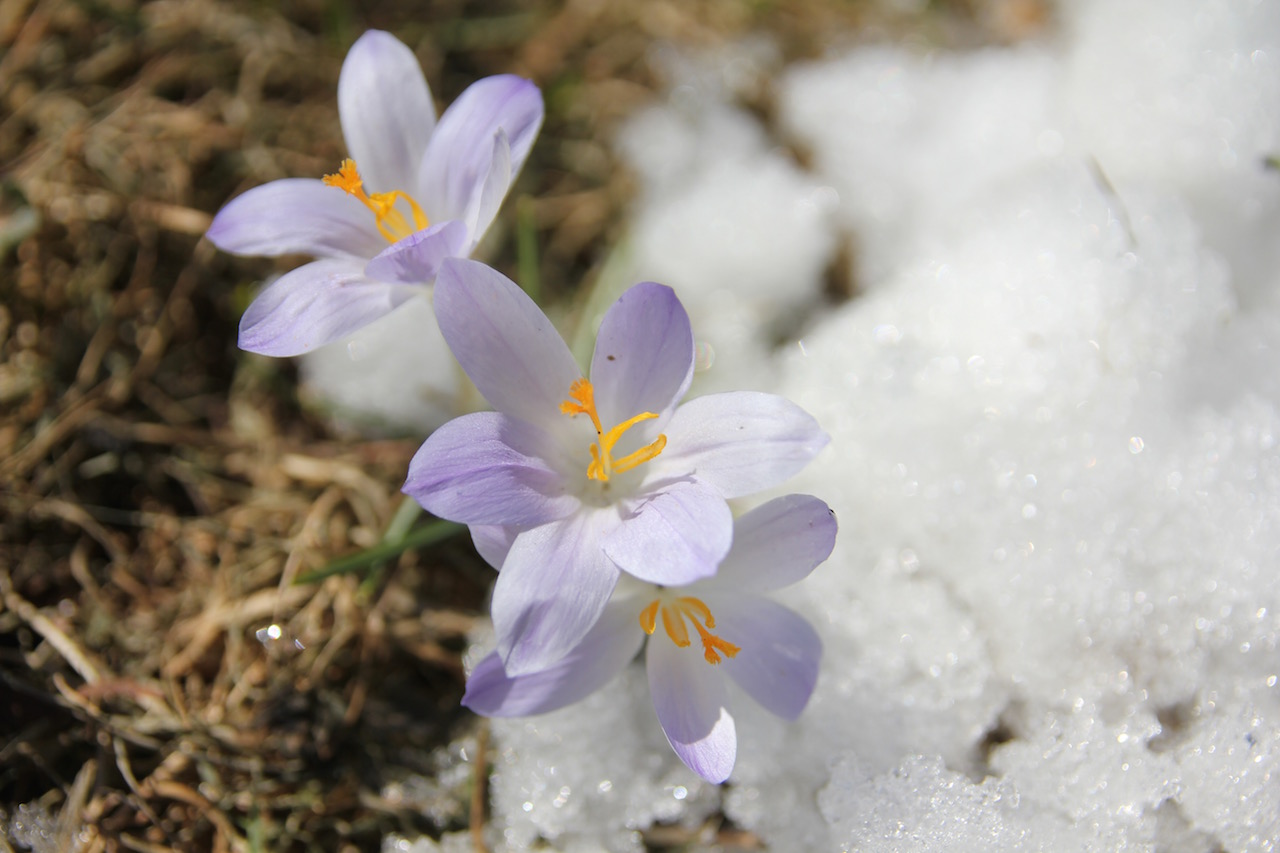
[560, 379, 602, 432]
[661, 605, 690, 647]
[690, 617, 741, 664]
[322, 158, 429, 243]
[560, 378, 666, 482]
[639, 600, 660, 634]
[677, 596, 714, 627]
[639, 596, 740, 665]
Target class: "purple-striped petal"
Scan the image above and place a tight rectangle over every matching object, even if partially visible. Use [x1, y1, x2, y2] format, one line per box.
[590, 282, 694, 430]
[364, 219, 469, 283]
[433, 259, 582, 427]
[238, 259, 417, 357]
[492, 508, 623, 675]
[404, 412, 578, 526]
[206, 178, 385, 260]
[656, 392, 830, 498]
[605, 479, 732, 585]
[717, 495, 837, 592]
[418, 75, 543, 225]
[711, 594, 822, 721]
[471, 524, 518, 571]
[337, 30, 436, 195]
[463, 601, 643, 716]
[646, 637, 737, 784]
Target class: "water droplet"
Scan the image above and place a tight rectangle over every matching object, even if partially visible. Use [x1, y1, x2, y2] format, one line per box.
[1129, 436, 1145, 454]
[695, 340, 715, 372]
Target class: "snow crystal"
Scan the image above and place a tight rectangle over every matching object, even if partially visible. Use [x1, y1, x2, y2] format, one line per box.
[820, 753, 1078, 852]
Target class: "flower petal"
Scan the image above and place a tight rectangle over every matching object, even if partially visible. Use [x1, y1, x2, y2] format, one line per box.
[656, 392, 830, 498]
[604, 479, 732, 586]
[206, 178, 385, 260]
[711, 594, 822, 722]
[471, 524, 518, 571]
[419, 75, 543, 225]
[646, 636, 737, 783]
[463, 601, 643, 716]
[717, 495, 837, 592]
[492, 508, 622, 676]
[337, 30, 436, 194]
[363, 219, 469, 284]
[461, 128, 512, 247]
[590, 282, 694, 430]
[433, 258, 582, 426]
[404, 412, 578, 526]
[238, 259, 417, 357]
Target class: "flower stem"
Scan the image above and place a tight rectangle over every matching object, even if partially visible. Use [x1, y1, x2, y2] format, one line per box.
[295, 503, 464, 584]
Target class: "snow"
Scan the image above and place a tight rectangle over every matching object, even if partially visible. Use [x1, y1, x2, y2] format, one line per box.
[297, 294, 477, 436]
[375, 0, 1280, 849]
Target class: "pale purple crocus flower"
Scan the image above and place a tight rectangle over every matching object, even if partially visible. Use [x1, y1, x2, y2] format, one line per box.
[463, 494, 835, 784]
[403, 258, 829, 676]
[206, 30, 543, 356]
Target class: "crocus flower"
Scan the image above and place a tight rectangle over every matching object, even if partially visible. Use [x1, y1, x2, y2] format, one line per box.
[403, 258, 829, 675]
[206, 30, 543, 356]
[463, 494, 836, 784]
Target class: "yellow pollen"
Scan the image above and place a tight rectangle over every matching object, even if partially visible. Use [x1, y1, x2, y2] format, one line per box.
[560, 378, 667, 482]
[639, 596, 740, 665]
[322, 158, 430, 243]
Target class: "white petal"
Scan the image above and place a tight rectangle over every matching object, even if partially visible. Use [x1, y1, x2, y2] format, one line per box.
[717, 494, 837, 592]
[656, 392, 829, 498]
[605, 479, 732, 585]
[338, 30, 436, 194]
[711, 594, 822, 721]
[491, 508, 623, 675]
[462, 602, 644, 717]
[646, 634, 737, 783]
[432, 259, 582, 428]
[589, 282, 694, 430]
[237, 260, 416, 357]
[418, 75, 542, 224]
[471, 525, 518, 571]
[206, 178, 383, 260]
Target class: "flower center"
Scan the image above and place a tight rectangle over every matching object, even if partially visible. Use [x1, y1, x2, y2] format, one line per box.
[323, 158, 429, 243]
[639, 596, 740, 665]
[560, 378, 666, 482]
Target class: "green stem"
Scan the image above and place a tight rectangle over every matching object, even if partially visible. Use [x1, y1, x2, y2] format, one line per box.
[295, 513, 465, 584]
[517, 194, 542, 305]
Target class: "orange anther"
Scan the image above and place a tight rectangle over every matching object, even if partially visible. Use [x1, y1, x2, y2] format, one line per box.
[642, 596, 740, 665]
[322, 158, 429, 243]
[560, 378, 665, 482]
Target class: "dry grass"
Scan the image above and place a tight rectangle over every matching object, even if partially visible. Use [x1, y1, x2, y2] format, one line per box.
[0, 0, 1042, 849]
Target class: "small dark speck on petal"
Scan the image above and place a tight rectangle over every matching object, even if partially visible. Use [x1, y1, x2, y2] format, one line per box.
[607, 354, 616, 361]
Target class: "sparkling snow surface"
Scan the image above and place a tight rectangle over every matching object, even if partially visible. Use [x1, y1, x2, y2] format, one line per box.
[398, 0, 1280, 849]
